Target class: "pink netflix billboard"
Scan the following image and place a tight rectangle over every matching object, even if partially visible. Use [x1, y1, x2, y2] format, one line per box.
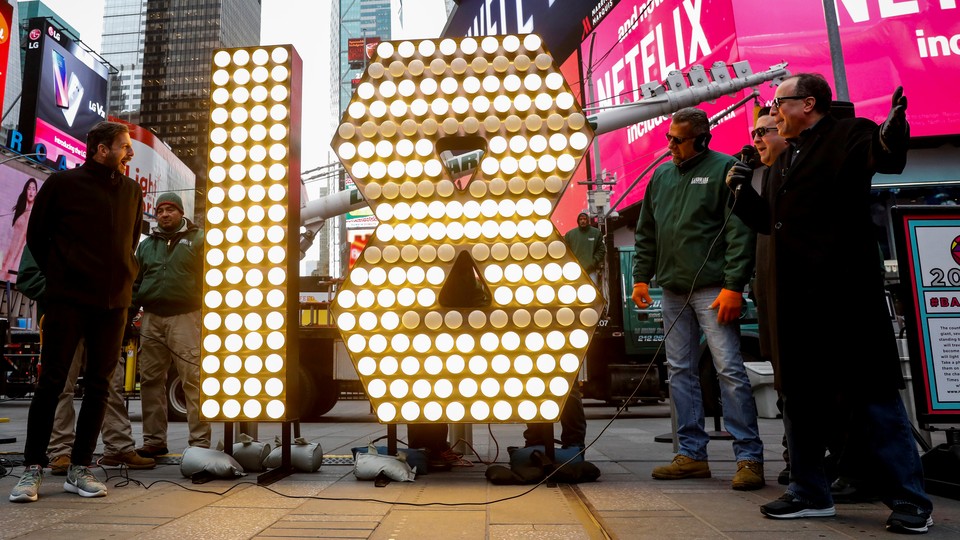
[583, 0, 748, 211]
[584, 0, 959, 211]
[734, 0, 958, 138]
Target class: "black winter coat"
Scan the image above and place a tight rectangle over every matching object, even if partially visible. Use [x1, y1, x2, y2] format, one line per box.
[26, 160, 143, 309]
[732, 115, 905, 398]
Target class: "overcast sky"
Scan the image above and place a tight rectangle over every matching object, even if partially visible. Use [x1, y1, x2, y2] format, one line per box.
[33, 0, 447, 172]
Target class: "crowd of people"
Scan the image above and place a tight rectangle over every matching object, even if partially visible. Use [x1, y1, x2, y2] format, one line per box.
[5, 75, 934, 535]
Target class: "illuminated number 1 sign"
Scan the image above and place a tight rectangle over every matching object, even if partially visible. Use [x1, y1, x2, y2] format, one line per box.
[332, 35, 603, 424]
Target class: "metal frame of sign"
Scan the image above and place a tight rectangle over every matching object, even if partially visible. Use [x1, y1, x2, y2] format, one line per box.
[892, 205, 960, 428]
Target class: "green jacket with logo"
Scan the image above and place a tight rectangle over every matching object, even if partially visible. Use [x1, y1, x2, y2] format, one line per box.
[564, 225, 605, 272]
[633, 149, 755, 293]
[132, 218, 204, 316]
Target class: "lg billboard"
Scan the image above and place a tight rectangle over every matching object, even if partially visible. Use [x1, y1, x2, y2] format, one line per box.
[14, 18, 109, 168]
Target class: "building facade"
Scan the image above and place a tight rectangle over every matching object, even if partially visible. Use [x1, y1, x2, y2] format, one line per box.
[101, 0, 147, 124]
[139, 0, 261, 221]
[338, 0, 390, 117]
[331, 0, 391, 278]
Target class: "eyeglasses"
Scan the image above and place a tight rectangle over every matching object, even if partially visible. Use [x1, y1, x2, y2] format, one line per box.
[665, 133, 695, 145]
[771, 95, 808, 108]
[751, 126, 779, 138]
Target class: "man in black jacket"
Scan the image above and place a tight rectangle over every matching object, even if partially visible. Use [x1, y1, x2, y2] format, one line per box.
[727, 74, 932, 534]
[10, 121, 143, 503]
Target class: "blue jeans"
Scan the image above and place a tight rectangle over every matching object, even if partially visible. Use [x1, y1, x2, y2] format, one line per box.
[783, 389, 931, 512]
[660, 287, 763, 462]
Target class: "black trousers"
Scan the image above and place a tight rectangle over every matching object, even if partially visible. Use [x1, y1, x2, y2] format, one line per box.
[407, 423, 449, 452]
[23, 303, 126, 466]
[523, 384, 586, 448]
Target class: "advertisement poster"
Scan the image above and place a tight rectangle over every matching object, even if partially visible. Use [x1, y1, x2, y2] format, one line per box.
[570, 0, 960, 211]
[893, 205, 960, 425]
[347, 37, 381, 68]
[582, 0, 746, 211]
[347, 230, 372, 269]
[344, 178, 377, 230]
[0, 1, 13, 110]
[444, 0, 620, 64]
[18, 18, 109, 168]
[0, 166, 44, 284]
[733, 0, 959, 138]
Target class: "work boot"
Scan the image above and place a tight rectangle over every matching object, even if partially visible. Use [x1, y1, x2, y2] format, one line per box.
[101, 451, 156, 469]
[49, 454, 71, 476]
[651, 454, 711, 479]
[135, 445, 169, 458]
[732, 460, 765, 490]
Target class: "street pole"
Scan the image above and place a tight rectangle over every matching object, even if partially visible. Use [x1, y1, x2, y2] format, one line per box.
[821, 0, 850, 101]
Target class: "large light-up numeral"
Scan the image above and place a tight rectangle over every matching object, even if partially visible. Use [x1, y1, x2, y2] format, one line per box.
[200, 45, 301, 422]
[332, 35, 602, 424]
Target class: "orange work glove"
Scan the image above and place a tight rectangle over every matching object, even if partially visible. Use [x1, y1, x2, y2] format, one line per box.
[710, 288, 743, 324]
[632, 282, 652, 309]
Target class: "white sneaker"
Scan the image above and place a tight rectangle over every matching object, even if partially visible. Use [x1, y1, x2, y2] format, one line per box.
[9, 465, 43, 503]
[64, 464, 107, 498]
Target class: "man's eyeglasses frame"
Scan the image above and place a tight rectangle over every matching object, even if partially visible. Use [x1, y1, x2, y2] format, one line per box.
[751, 127, 779, 138]
[771, 95, 809, 109]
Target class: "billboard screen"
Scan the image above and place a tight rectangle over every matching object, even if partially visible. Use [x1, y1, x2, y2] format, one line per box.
[443, 0, 619, 64]
[19, 18, 109, 168]
[582, 0, 746, 212]
[343, 177, 377, 229]
[111, 117, 196, 222]
[347, 37, 380, 68]
[732, 0, 959, 139]
[0, 1, 13, 110]
[0, 166, 44, 283]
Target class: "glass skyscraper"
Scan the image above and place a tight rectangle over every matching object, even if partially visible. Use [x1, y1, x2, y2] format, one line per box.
[329, 0, 390, 277]
[139, 0, 261, 219]
[338, 0, 390, 116]
[100, 0, 147, 124]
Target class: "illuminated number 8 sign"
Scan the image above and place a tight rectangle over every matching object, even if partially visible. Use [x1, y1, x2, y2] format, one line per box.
[331, 35, 603, 424]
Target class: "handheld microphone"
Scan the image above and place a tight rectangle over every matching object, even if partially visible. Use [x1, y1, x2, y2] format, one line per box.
[737, 144, 760, 168]
[733, 145, 760, 195]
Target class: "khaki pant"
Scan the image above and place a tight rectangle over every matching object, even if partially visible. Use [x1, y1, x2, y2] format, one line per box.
[47, 340, 136, 458]
[139, 311, 210, 449]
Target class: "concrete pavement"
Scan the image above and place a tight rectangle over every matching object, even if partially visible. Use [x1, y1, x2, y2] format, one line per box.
[1, 398, 958, 539]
